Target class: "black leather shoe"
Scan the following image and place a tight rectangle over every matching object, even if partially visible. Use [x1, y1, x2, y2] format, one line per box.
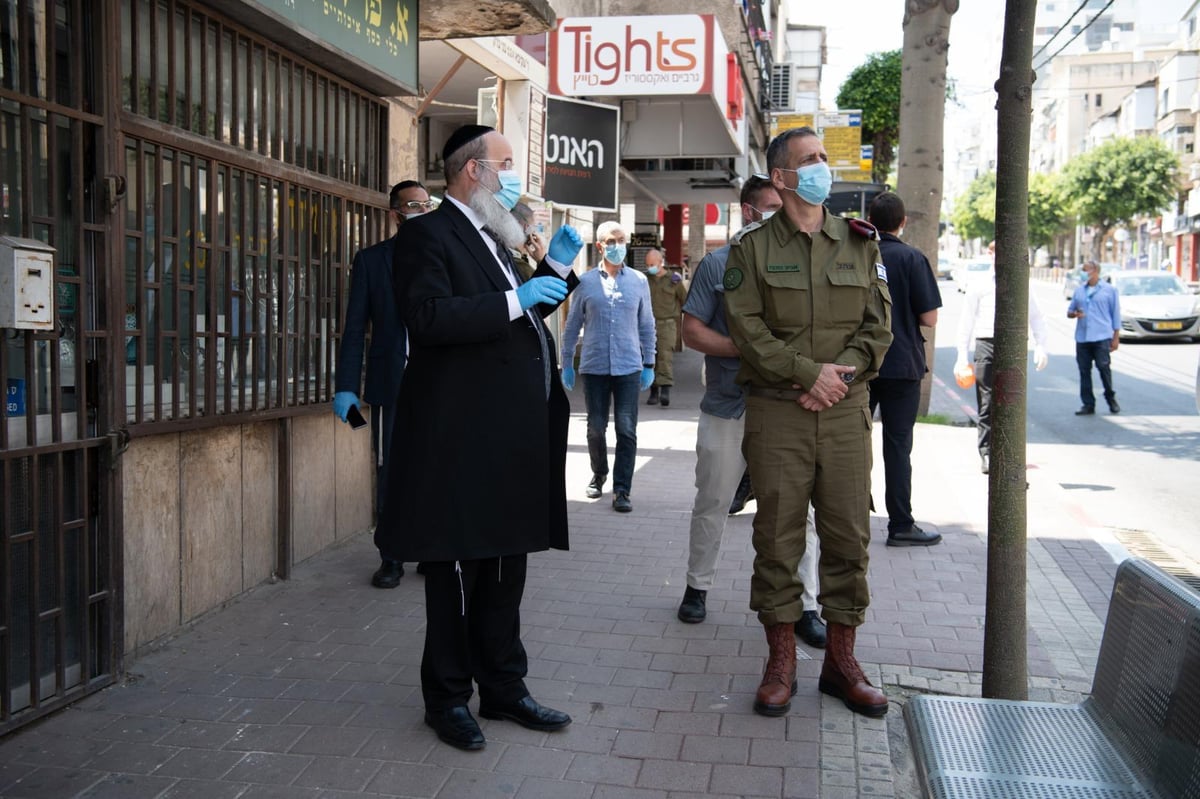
[424, 706, 485, 750]
[371, 559, 404, 589]
[677, 586, 707, 623]
[980, 454, 989, 474]
[728, 471, 754, 514]
[647, 386, 660, 405]
[1108, 397, 1121, 414]
[612, 491, 632, 513]
[415, 562, 428, 576]
[795, 610, 826, 648]
[887, 524, 943, 547]
[586, 474, 606, 499]
[479, 695, 571, 732]
[660, 386, 671, 407]
[1075, 405, 1095, 416]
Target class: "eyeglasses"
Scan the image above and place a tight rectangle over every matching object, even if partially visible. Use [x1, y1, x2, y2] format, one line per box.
[602, 237, 627, 246]
[474, 158, 515, 172]
[396, 200, 436, 211]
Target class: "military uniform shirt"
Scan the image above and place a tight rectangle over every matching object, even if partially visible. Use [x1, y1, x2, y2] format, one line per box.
[722, 210, 893, 391]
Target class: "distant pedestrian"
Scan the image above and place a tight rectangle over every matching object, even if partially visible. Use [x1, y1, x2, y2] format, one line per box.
[866, 192, 942, 547]
[561, 221, 656, 513]
[645, 248, 688, 407]
[955, 241, 1049, 474]
[1067, 260, 1121, 415]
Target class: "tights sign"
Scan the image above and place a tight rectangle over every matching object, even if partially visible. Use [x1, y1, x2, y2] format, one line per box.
[549, 15, 713, 96]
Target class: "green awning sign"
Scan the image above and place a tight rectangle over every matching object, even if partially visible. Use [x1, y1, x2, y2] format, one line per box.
[255, 0, 418, 93]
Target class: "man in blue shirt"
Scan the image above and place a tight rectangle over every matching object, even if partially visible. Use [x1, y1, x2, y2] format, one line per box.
[1067, 260, 1122, 415]
[561, 221, 656, 512]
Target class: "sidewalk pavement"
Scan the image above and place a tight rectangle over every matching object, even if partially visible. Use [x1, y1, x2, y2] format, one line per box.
[0, 349, 1123, 798]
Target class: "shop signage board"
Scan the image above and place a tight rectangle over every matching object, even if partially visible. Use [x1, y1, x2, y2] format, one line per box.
[543, 97, 619, 211]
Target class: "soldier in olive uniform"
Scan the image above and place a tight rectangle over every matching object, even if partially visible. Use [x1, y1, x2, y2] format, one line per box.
[723, 127, 893, 719]
[645, 248, 689, 406]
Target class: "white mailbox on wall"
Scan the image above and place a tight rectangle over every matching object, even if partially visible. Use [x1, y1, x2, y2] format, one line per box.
[0, 236, 56, 331]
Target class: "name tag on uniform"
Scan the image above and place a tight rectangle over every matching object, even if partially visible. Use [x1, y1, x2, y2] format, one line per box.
[766, 264, 800, 272]
[835, 262, 856, 270]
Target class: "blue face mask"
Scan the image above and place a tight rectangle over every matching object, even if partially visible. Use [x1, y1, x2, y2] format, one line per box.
[478, 162, 523, 211]
[605, 243, 627, 264]
[784, 161, 833, 206]
[646, 266, 659, 275]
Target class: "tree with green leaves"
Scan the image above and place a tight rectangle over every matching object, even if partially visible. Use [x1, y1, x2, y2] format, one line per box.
[1062, 136, 1180, 258]
[950, 170, 996, 244]
[836, 50, 902, 184]
[1027, 172, 1067, 252]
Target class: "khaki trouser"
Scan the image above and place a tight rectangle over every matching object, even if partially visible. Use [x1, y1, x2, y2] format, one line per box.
[653, 318, 676, 386]
[743, 390, 873, 627]
[687, 410, 818, 607]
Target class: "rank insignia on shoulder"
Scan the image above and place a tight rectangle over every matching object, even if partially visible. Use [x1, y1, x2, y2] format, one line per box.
[729, 223, 759, 245]
[845, 218, 879, 240]
[876, 262, 888, 282]
[723, 266, 744, 290]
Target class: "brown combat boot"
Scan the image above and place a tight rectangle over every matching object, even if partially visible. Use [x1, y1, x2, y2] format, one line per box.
[753, 623, 797, 716]
[818, 622, 889, 717]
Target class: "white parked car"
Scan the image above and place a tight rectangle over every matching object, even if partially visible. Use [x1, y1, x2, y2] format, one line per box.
[1109, 270, 1200, 342]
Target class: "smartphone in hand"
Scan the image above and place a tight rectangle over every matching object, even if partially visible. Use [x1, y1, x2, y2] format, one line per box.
[346, 404, 368, 430]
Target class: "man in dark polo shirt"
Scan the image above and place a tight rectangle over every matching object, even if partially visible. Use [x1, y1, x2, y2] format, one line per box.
[866, 192, 943, 547]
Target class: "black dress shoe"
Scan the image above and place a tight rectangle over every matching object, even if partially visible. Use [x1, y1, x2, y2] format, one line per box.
[371, 559, 404, 589]
[479, 695, 571, 731]
[887, 524, 943, 547]
[612, 490, 632, 513]
[659, 386, 671, 407]
[1108, 397, 1121, 414]
[1075, 405, 1095, 416]
[424, 706, 485, 750]
[677, 586, 707, 623]
[586, 474, 606, 499]
[647, 386, 660, 405]
[415, 562, 428, 576]
[795, 610, 827, 648]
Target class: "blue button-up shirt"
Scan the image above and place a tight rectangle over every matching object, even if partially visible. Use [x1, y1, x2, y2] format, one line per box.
[1068, 280, 1121, 343]
[561, 264, 656, 376]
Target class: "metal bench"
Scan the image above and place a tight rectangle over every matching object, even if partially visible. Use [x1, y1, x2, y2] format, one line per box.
[905, 558, 1200, 799]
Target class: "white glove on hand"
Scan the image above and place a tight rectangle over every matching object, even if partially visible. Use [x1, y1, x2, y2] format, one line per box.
[1033, 346, 1048, 371]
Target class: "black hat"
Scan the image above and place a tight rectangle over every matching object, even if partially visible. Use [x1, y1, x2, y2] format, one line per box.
[442, 124, 494, 164]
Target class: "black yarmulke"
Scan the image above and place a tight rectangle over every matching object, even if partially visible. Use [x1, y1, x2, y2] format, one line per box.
[442, 124, 494, 163]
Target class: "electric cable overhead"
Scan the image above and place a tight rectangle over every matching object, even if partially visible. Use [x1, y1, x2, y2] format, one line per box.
[1031, 0, 1092, 62]
[1034, 0, 1119, 73]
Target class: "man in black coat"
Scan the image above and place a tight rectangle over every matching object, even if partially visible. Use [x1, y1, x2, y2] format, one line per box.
[334, 180, 434, 589]
[377, 125, 583, 751]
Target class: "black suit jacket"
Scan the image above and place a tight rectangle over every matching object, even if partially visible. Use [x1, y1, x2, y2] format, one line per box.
[376, 200, 579, 562]
[335, 235, 406, 405]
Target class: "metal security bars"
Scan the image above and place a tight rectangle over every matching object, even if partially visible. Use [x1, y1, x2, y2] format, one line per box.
[0, 0, 115, 734]
[118, 0, 389, 428]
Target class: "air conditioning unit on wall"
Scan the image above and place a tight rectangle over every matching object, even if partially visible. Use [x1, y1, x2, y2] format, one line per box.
[769, 63, 793, 112]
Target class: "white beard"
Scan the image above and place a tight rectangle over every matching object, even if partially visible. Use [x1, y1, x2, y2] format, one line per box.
[468, 186, 526, 248]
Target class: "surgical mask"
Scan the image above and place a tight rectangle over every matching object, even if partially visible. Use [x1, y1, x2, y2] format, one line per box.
[478, 162, 523, 211]
[646, 266, 660, 275]
[759, 209, 776, 221]
[605, 243, 627, 264]
[783, 161, 833, 206]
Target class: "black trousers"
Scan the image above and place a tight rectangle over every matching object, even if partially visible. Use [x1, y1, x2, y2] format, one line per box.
[868, 378, 921, 533]
[420, 555, 530, 711]
[973, 338, 995, 457]
[370, 401, 398, 558]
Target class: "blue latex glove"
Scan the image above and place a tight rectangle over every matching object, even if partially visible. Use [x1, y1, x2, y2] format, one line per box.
[516, 276, 569, 311]
[548, 225, 584, 264]
[639, 368, 654, 391]
[332, 391, 360, 422]
[561, 365, 576, 391]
